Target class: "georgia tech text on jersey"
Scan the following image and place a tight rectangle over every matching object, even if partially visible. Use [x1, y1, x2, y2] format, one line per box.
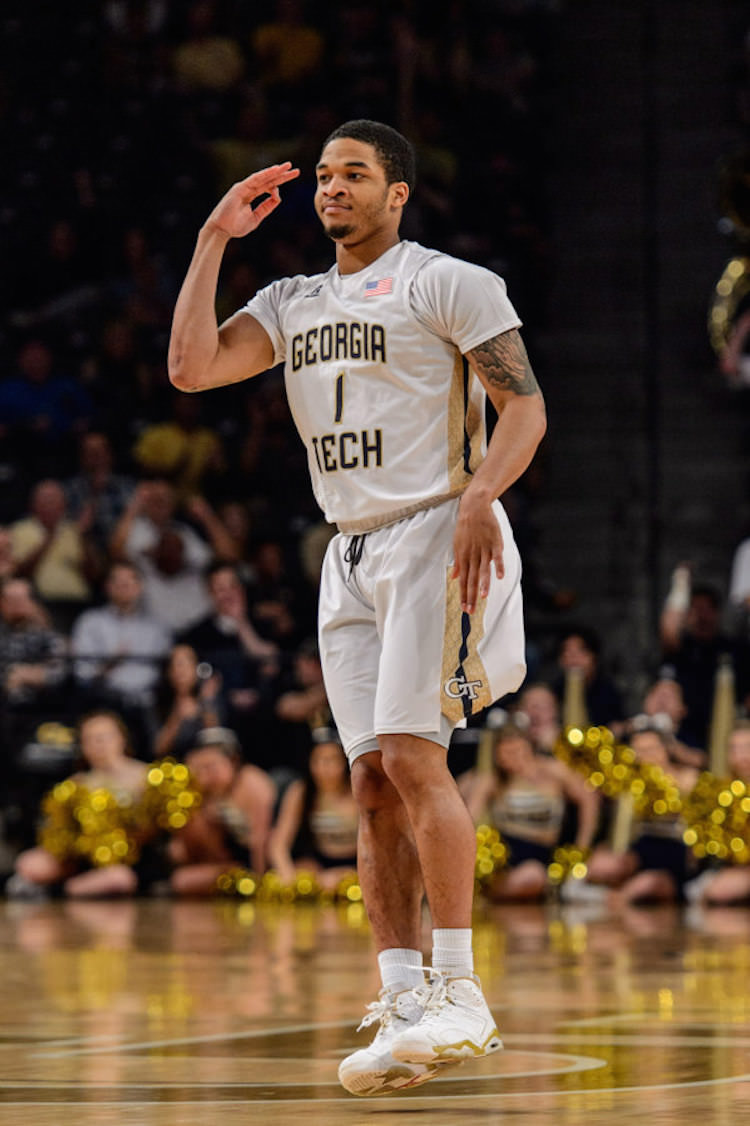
[291, 320, 386, 371]
[312, 430, 383, 473]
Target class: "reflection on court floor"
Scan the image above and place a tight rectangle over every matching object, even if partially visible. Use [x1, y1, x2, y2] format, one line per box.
[1, 897, 750, 1125]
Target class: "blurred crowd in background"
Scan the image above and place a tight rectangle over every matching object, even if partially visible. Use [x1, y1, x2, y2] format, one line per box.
[3, 0, 750, 905]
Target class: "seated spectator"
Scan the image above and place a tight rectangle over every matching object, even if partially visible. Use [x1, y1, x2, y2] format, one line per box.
[10, 479, 100, 629]
[180, 563, 280, 762]
[0, 526, 17, 581]
[273, 637, 331, 777]
[13, 218, 95, 326]
[110, 479, 237, 632]
[209, 97, 293, 198]
[552, 625, 625, 729]
[268, 727, 358, 891]
[79, 319, 168, 453]
[250, 1, 325, 92]
[64, 431, 135, 556]
[217, 499, 255, 583]
[458, 722, 599, 902]
[109, 226, 176, 344]
[297, 518, 336, 593]
[727, 530, 750, 661]
[171, 0, 246, 93]
[512, 681, 561, 753]
[131, 392, 226, 503]
[70, 561, 172, 756]
[245, 535, 316, 648]
[228, 379, 313, 522]
[660, 565, 750, 746]
[169, 727, 276, 893]
[153, 643, 223, 759]
[8, 711, 152, 899]
[0, 337, 92, 477]
[627, 674, 707, 766]
[686, 722, 750, 906]
[718, 308, 750, 388]
[0, 577, 67, 726]
[585, 726, 700, 904]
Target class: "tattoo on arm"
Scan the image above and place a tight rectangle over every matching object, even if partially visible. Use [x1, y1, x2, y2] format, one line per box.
[468, 329, 541, 396]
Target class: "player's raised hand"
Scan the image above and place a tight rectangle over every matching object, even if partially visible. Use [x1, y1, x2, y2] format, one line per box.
[203, 162, 300, 239]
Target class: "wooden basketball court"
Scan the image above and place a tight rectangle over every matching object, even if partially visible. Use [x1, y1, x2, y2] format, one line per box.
[1, 895, 749, 1125]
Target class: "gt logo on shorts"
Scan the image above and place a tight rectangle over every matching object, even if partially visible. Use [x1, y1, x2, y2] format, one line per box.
[444, 675, 484, 700]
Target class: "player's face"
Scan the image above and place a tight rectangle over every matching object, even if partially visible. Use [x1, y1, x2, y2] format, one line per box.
[314, 138, 406, 246]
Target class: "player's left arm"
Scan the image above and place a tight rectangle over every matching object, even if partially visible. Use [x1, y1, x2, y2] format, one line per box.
[454, 327, 547, 614]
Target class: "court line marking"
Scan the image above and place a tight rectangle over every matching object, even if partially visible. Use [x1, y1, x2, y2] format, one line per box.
[563, 1010, 750, 1029]
[0, 1051, 609, 1088]
[4, 1071, 750, 1108]
[31, 1020, 352, 1059]
[30, 1024, 750, 1060]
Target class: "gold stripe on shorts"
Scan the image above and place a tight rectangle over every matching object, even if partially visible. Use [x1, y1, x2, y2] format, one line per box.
[441, 567, 493, 723]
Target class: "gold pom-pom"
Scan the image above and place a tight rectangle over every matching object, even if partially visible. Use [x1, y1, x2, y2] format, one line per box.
[547, 844, 590, 885]
[37, 759, 202, 868]
[336, 872, 363, 902]
[554, 726, 683, 819]
[39, 781, 139, 867]
[556, 729, 750, 866]
[139, 758, 202, 832]
[215, 867, 362, 903]
[215, 868, 259, 897]
[681, 772, 750, 864]
[475, 824, 509, 887]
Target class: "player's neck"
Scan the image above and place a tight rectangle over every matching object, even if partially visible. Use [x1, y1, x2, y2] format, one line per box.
[335, 231, 401, 276]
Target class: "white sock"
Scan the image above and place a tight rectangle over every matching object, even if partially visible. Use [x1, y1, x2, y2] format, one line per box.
[378, 947, 424, 994]
[432, 928, 474, 978]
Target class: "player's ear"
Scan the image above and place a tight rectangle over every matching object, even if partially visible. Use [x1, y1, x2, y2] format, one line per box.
[389, 181, 410, 210]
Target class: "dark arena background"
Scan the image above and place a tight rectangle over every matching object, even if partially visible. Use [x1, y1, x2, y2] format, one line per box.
[2, 2, 750, 1123]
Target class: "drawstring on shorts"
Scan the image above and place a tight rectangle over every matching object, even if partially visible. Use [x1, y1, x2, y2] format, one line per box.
[344, 534, 367, 579]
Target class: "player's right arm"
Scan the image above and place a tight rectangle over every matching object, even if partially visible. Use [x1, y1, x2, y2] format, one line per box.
[168, 162, 299, 393]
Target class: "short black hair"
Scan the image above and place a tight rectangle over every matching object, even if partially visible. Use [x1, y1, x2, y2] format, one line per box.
[321, 119, 416, 194]
[556, 624, 602, 659]
[690, 583, 722, 610]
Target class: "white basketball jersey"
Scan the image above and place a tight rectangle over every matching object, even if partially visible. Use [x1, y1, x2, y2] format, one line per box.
[241, 240, 521, 530]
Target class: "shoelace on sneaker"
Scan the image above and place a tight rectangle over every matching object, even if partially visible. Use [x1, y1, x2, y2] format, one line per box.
[411, 970, 448, 1015]
[356, 989, 394, 1032]
[411, 969, 482, 1015]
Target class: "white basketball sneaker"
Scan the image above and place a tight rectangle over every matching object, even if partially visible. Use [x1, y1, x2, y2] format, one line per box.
[338, 987, 446, 1096]
[390, 972, 503, 1064]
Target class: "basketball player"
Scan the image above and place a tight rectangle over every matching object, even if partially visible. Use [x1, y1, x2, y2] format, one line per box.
[169, 120, 546, 1096]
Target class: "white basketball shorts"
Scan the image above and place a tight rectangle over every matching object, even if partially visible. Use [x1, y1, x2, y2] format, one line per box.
[318, 496, 526, 766]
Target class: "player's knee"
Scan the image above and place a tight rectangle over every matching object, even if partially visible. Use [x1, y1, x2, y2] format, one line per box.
[379, 735, 444, 794]
[350, 756, 398, 812]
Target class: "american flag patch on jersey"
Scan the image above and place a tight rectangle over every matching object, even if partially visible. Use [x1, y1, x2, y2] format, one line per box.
[364, 277, 393, 297]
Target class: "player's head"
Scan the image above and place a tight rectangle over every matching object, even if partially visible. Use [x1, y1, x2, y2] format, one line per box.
[321, 120, 416, 194]
[316, 120, 414, 244]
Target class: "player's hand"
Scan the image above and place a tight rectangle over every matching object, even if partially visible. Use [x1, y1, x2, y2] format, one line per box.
[452, 490, 504, 614]
[203, 163, 300, 239]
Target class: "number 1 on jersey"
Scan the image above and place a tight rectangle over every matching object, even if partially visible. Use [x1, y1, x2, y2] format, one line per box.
[334, 372, 345, 423]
